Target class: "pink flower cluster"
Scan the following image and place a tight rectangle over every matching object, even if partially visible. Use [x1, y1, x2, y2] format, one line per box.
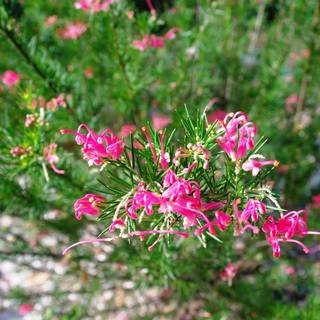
[132, 28, 180, 51]
[1, 70, 20, 87]
[57, 22, 87, 40]
[74, 0, 113, 13]
[61, 124, 125, 166]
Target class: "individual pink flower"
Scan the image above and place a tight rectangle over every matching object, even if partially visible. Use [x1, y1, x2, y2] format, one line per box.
[74, 194, 106, 220]
[1, 70, 20, 87]
[61, 124, 125, 166]
[120, 124, 137, 137]
[241, 199, 266, 223]
[159, 130, 169, 170]
[43, 143, 65, 175]
[216, 112, 256, 161]
[19, 304, 33, 315]
[25, 114, 37, 127]
[44, 15, 57, 27]
[109, 219, 126, 232]
[242, 159, 278, 176]
[207, 109, 227, 123]
[220, 263, 240, 286]
[262, 210, 316, 257]
[46, 94, 67, 111]
[127, 10, 134, 20]
[57, 22, 87, 40]
[152, 113, 172, 130]
[149, 34, 165, 48]
[84, 67, 94, 78]
[164, 28, 181, 40]
[10, 146, 31, 157]
[132, 35, 149, 51]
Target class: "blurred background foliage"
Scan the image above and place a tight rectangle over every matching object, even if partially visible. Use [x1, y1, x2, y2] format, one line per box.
[1, 0, 320, 319]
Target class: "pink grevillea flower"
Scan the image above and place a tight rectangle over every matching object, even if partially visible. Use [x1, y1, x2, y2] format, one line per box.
[164, 28, 181, 40]
[285, 93, 301, 112]
[152, 113, 172, 130]
[74, 0, 113, 13]
[233, 199, 260, 235]
[10, 146, 31, 157]
[127, 10, 134, 20]
[19, 304, 33, 315]
[132, 35, 149, 51]
[43, 143, 65, 175]
[120, 124, 137, 137]
[242, 159, 278, 176]
[74, 194, 106, 220]
[241, 199, 266, 223]
[44, 15, 57, 27]
[146, 0, 157, 17]
[109, 219, 126, 232]
[216, 112, 256, 161]
[57, 22, 87, 40]
[262, 210, 320, 257]
[46, 94, 66, 111]
[61, 124, 125, 166]
[1, 70, 20, 87]
[207, 109, 227, 123]
[220, 263, 240, 286]
[149, 34, 165, 48]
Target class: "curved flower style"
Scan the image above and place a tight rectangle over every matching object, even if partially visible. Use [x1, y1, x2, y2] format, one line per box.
[216, 112, 256, 161]
[1, 70, 20, 87]
[61, 124, 125, 166]
[74, 194, 106, 220]
[43, 143, 65, 175]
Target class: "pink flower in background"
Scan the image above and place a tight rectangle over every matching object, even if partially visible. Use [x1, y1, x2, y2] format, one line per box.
[120, 124, 137, 137]
[57, 22, 87, 40]
[207, 109, 227, 123]
[311, 195, 320, 208]
[10, 146, 31, 157]
[220, 263, 240, 286]
[74, 194, 106, 220]
[19, 304, 33, 315]
[149, 34, 165, 48]
[43, 143, 65, 175]
[1, 70, 20, 87]
[84, 67, 94, 78]
[44, 15, 57, 27]
[146, 0, 157, 17]
[242, 159, 278, 176]
[46, 94, 67, 111]
[61, 124, 125, 166]
[127, 10, 134, 20]
[132, 35, 149, 51]
[74, 0, 113, 12]
[152, 113, 172, 130]
[164, 27, 181, 40]
[285, 93, 301, 112]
